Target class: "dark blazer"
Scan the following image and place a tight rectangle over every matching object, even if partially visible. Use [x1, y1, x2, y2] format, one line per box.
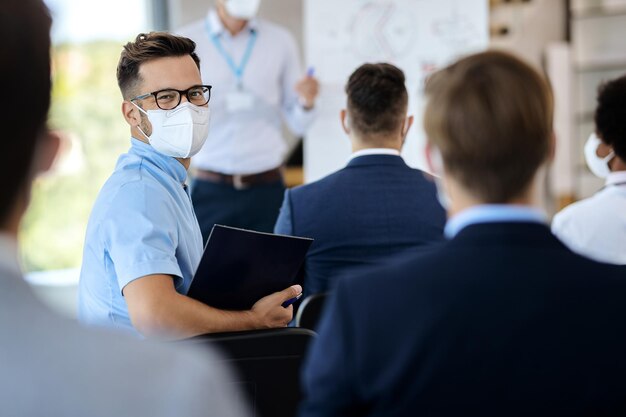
[274, 154, 446, 299]
[299, 222, 626, 417]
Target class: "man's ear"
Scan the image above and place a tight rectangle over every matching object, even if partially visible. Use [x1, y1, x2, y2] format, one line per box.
[122, 100, 141, 128]
[340, 109, 350, 135]
[402, 115, 414, 138]
[548, 130, 556, 163]
[35, 130, 61, 174]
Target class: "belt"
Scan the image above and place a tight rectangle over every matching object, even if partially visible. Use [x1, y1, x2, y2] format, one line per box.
[194, 167, 283, 190]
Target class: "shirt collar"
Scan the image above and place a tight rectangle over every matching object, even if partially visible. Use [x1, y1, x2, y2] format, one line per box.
[445, 204, 547, 239]
[0, 232, 21, 275]
[128, 138, 188, 184]
[605, 171, 626, 187]
[349, 148, 401, 161]
[206, 8, 258, 38]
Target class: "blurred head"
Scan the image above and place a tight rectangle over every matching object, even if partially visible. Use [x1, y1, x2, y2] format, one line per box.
[118, 32, 205, 146]
[0, 0, 60, 232]
[592, 75, 626, 172]
[217, 0, 261, 21]
[424, 50, 554, 204]
[342, 63, 413, 150]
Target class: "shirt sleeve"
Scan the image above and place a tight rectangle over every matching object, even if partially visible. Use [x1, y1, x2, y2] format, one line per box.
[102, 181, 183, 294]
[299, 279, 357, 416]
[280, 30, 317, 137]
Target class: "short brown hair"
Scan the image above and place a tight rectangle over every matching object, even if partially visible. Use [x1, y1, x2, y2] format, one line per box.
[346, 63, 408, 140]
[0, 0, 52, 224]
[117, 32, 201, 99]
[424, 51, 553, 203]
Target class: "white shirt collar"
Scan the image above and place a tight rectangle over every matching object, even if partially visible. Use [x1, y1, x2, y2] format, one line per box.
[349, 148, 401, 161]
[206, 8, 258, 37]
[0, 232, 21, 275]
[605, 171, 626, 187]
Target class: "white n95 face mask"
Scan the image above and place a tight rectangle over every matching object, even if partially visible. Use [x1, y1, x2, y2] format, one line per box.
[225, 0, 261, 20]
[584, 132, 614, 178]
[133, 102, 210, 159]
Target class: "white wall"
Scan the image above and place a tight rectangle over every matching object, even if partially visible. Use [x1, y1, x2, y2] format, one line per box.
[490, 0, 566, 70]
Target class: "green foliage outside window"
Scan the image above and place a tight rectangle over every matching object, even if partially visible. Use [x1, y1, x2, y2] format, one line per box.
[20, 41, 131, 272]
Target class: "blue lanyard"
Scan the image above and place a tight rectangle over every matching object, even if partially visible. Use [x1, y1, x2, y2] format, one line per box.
[206, 18, 257, 89]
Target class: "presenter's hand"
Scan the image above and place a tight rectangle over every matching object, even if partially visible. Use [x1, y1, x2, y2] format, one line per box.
[295, 76, 319, 110]
[250, 284, 302, 328]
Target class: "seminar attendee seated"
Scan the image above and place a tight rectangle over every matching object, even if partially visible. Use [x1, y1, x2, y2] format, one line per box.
[274, 63, 445, 299]
[552, 75, 626, 264]
[78, 32, 300, 339]
[299, 51, 626, 417]
[0, 2, 248, 416]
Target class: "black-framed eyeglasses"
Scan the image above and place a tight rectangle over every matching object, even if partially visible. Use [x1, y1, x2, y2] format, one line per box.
[130, 85, 212, 110]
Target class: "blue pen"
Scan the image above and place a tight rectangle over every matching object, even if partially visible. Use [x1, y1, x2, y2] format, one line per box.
[282, 292, 303, 308]
[306, 67, 315, 77]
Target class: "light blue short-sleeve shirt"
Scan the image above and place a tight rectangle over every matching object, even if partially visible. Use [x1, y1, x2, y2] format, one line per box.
[78, 138, 204, 334]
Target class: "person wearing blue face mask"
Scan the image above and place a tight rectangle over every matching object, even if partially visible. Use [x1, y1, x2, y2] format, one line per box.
[177, 0, 320, 242]
[552, 75, 626, 265]
[78, 32, 301, 339]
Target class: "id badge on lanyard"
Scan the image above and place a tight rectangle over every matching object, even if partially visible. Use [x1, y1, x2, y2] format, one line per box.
[207, 19, 257, 112]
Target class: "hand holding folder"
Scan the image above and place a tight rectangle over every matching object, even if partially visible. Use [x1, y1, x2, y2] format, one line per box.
[187, 225, 313, 311]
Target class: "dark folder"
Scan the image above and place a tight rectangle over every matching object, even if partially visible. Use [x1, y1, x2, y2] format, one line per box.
[187, 225, 313, 311]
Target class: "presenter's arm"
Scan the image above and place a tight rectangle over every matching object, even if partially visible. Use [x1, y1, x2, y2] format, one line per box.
[123, 274, 301, 340]
[274, 189, 294, 235]
[280, 32, 317, 136]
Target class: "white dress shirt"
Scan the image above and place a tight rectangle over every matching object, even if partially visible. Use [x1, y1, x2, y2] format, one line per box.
[348, 148, 401, 161]
[552, 171, 626, 265]
[178, 9, 316, 175]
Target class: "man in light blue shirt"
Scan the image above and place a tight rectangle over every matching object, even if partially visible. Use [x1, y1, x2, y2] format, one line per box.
[79, 32, 300, 339]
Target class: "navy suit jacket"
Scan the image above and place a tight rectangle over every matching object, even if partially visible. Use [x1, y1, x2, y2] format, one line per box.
[300, 222, 626, 417]
[274, 154, 446, 299]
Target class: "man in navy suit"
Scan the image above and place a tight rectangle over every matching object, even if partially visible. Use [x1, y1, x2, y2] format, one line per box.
[274, 63, 446, 299]
[299, 51, 626, 417]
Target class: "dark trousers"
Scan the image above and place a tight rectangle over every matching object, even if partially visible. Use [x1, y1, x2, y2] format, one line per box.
[191, 178, 286, 243]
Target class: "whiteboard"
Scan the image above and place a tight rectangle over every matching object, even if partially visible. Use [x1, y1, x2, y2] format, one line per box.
[303, 0, 489, 182]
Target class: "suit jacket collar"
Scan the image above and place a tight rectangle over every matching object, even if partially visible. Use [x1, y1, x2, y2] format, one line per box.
[346, 154, 408, 168]
[450, 222, 566, 250]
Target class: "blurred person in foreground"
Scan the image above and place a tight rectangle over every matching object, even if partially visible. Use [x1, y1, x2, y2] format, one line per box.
[274, 63, 445, 301]
[299, 51, 626, 417]
[0, 1, 249, 416]
[552, 75, 626, 264]
[78, 31, 300, 339]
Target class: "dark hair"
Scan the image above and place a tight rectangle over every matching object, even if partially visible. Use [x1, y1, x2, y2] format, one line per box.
[345, 63, 408, 140]
[424, 50, 553, 203]
[595, 75, 626, 161]
[117, 32, 201, 100]
[0, 0, 52, 224]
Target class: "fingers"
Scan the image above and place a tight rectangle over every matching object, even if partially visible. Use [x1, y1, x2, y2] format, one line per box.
[281, 284, 302, 301]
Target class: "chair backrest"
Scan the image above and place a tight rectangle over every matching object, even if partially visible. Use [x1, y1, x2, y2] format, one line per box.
[295, 293, 328, 331]
[182, 328, 316, 417]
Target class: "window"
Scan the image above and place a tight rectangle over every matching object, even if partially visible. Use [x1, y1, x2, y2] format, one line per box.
[21, 0, 152, 309]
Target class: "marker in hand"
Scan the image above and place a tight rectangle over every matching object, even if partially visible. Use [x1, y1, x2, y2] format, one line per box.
[306, 66, 315, 78]
[282, 292, 303, 308]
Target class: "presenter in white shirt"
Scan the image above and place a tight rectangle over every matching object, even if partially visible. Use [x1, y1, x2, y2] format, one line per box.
[178, 0, 319, 240]
[552, 75, 626, 265]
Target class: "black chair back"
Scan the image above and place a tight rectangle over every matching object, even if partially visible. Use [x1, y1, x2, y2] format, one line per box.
[183, 328, 316, 417]
[295, 293, 328, 331]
